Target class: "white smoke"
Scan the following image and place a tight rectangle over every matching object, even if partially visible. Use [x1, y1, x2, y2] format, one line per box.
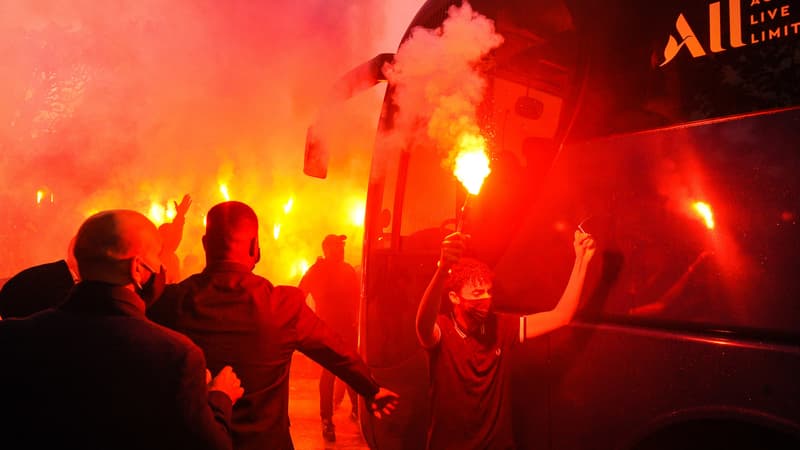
[383, 1, 503, 165]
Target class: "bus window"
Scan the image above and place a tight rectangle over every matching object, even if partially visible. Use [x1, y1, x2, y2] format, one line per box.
[511, 108, 800, 337]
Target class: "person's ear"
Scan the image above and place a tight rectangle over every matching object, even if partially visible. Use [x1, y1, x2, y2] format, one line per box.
[130, 256, 146, 288]
[448, 290, 460, 305]
[201, 235, 208, 253]
[249, 238, 260, 263]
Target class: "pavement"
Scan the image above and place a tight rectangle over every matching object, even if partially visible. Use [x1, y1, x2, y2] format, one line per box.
[288, 354, 371, 450]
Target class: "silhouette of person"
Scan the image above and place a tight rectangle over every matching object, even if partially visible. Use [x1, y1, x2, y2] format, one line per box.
[299, 234, 360, 442]
[416, 230, 596, 450]
[158, 194, 192, 283]
[0, 209, 243, 449]
[148, 201, 398, 450]
[0, 236, 79, 319]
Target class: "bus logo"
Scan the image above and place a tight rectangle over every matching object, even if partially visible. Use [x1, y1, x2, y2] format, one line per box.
[660, 0, 799, 67]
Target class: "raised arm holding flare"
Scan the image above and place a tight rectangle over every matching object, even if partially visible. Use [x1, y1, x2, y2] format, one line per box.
[415, 229, 596, 450]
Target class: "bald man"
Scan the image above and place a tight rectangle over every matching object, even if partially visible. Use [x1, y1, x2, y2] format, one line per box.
[148, 201, 399, 450]
[0, 210, 243, 450]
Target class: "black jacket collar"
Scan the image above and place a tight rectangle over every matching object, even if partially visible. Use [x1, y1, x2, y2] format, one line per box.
[59, 281, 146, 317]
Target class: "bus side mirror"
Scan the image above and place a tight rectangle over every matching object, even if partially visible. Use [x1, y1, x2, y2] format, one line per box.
[303, 53, 394, 180]
[304, 125, 329, 179]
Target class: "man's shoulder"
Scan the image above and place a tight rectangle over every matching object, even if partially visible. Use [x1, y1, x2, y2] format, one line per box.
[493, 313, 522, 347]
[1, 260, 68, 289]
[271, 285, 305, 303]
[139, 317, 200, 355]
[0, 308, 66, 332]
[494, 312, 520, 326]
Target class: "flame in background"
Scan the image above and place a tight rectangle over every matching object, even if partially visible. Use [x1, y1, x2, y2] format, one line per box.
[148, 203, 167, 225]
[692, 201, 715, 230]
[0, 0, 414, 284]
[219, 184, 231, 202]
[349, 198, 366, 227]
[453, 133, 491, 195]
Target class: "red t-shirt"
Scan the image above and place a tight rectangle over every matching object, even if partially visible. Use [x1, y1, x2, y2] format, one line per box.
[426, 313, 520, 450]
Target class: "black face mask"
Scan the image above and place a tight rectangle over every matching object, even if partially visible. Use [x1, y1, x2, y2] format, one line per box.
[136, 264, 166, 307]
[461, 297, 492, 324]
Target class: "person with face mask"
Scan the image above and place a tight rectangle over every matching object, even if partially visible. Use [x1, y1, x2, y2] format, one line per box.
[416, 230, 596, 450]
[0, 209, 244, 450]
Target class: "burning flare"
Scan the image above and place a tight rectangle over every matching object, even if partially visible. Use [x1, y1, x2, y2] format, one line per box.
[350, 199, 366, 227]
[692, 201, 715, 230]
[453, 133, 491, 195]
[149, 202, 166, 225]
[219, 183, 231, 202]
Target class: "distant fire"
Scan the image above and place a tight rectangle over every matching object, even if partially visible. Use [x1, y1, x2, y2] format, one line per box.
[692, 201, 715, 230]
[290, 258, 310, 279]
[219, 183, 231, 201]
[35, 189, 54, 205]
[58, 182, 366, 286]
[147, 200, 177, 226]
[453, 132, 491, 195]
[349, 199, 366, 227]
[148, 202, 166, 225]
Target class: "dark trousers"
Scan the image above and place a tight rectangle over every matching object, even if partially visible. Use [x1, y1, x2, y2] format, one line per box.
[319, 368, 357, 420]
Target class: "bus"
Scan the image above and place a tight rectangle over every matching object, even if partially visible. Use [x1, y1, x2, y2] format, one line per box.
[305, 0, 800, 448]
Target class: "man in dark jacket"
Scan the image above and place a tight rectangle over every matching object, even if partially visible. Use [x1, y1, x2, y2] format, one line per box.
[148, 201, 399, 450]
[299, 233, 360, 441]
[0, 237, 79, 319]
[0, 209, 244, 450]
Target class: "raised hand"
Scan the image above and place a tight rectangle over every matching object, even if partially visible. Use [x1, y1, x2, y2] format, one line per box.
[174, 194, 192, 218]
[573, 229, 597, 262]
[439, 232, 468, 270]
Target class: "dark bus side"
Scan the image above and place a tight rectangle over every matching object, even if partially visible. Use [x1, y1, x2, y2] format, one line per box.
[313, 1, 800, 449]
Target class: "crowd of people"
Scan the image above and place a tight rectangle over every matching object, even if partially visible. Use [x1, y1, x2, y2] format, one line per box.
[0, 196, 595, 450]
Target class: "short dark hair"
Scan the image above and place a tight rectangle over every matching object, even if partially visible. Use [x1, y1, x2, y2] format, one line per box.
[206, 201, 258, 238]
[204, 201, 258, 259]
[444, 257, 494, 295]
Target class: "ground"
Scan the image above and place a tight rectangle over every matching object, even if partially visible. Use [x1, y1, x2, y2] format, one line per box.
[289, 354, 370, 450]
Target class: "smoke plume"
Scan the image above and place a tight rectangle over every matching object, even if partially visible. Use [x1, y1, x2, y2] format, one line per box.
[383, 1, 503, 166]
[0, 0, 401, 283]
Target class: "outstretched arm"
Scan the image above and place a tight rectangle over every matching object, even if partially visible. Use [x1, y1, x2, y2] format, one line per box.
[290, 286, 399, 417]
[524, 230, 596, 340]
[174, 194, 192, 221]
[416, 232, 466, 348]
